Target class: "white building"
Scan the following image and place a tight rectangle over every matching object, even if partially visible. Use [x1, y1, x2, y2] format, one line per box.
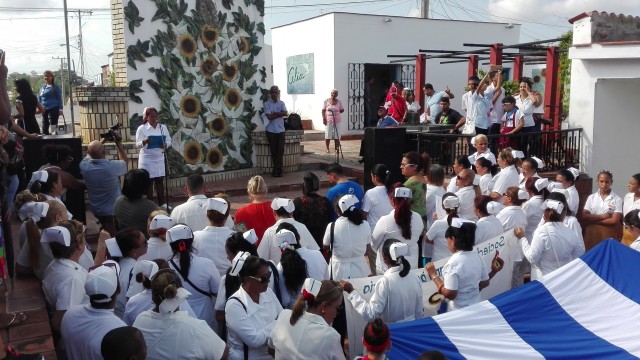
[271, 12, 521, 135]
[567, 11, 640, 195]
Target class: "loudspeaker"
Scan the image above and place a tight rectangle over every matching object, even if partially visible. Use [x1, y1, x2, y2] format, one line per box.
[23, 135, 86, 223]
[363, 127, 407, 190]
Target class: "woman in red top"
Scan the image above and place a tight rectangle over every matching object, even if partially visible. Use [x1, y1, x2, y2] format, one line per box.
[234, 175, 275, 246]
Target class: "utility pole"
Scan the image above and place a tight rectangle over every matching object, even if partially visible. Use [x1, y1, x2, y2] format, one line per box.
[66, 9, 92, 79]
[421, 0, 429, 18]
[51, 56, 66, 101]
[63, 0, 76, 136]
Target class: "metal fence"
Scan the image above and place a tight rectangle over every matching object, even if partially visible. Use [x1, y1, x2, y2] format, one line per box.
[404, 128, 583, 172]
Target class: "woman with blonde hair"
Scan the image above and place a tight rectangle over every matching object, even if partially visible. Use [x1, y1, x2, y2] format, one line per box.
[140, 210, 173, 261]
[234, 175, 275, 244]
[269, 279, 345, 359]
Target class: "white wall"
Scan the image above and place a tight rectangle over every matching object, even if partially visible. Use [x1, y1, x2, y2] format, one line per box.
[271, 14, 335, 125]
[272, 13, 520, 134]
[567, 43, 640, 195]
[263, 44, 274, 88]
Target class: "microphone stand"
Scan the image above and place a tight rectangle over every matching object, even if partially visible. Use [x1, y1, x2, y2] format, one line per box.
[159, 124, 170, 211]
[330, 109, 343, 163]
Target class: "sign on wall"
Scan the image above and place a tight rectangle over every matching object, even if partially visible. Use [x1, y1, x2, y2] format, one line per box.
[286, 53, 314, 94]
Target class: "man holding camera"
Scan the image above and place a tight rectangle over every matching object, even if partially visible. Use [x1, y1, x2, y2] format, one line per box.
[80, 129, 128, 236]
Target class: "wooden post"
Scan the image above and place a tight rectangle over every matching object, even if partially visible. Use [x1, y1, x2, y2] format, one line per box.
[415, 54, 427, 112]
[544, 46, 561, 129]
[467, 55, 479, 79]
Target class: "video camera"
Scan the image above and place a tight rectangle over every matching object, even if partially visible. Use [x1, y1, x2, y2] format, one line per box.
[101, 121, 123, 142]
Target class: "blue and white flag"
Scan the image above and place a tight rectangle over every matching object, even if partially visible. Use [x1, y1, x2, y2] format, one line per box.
[388, 240, 640, 359]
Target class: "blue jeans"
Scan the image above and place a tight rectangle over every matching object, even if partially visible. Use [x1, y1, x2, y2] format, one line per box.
[4, 174, 18, 216]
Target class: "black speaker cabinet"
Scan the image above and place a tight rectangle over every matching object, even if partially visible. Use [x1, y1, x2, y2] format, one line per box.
[23, 135, 86, 223]
[363, 127, 406, 190]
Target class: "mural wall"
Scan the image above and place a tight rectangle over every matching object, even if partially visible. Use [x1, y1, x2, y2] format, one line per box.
[124, 0, 267, 177]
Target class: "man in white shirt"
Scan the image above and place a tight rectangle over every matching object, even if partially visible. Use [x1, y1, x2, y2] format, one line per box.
[61, 263, 126, 360]
[257, 198, 320, 263]
[485, 70, 505, 153]
[171, 174, 209, 231]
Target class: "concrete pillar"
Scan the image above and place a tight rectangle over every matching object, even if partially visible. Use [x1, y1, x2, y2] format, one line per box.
[467, 55, 479, 79]
[110, 0, 127, 87]
[75, 87, 130, 144]
[414, 54, 427, 112]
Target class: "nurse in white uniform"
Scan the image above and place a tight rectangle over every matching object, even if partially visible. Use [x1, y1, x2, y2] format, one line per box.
[193, 198, 235, 277]
[225, 252, 283, 360]
[139, 212, 174, 261]
[135, 106, 172, 205]
[425, 193, 462, 262]
[490, 148, 521, 203]
[343, 241, 423, 324]
[269, 279, 345, 359]
[167, 224, 221, 330]
[106, 227, 148, 319]
[623, 210, 640, 251]
[522, 178, 548, 240]
[454, 169, 479, 222]
[41, 222, 89, 334]
[516, 199, 584, 280]
[133, 268, 228, 360]
[426, 219, 503, 311]
[372, 187, 424, 274]
[323, 195, 370, 280]
[496, 187, 529, 231]
[556, 167, 580, 214]
[474, 197, 504, 245]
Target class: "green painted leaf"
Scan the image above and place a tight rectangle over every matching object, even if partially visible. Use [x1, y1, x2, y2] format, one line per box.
[256, 22, 265, 35]
[124, 0, 144, 34]
[222, 0, 233, 10]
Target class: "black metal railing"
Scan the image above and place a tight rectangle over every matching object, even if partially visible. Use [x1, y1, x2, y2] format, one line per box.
[405, 128, 583, 172]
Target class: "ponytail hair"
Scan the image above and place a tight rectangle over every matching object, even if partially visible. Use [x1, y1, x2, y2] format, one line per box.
[382, 239, 410, 277]
[444, 222, 476, 251]
[169, 238, 194, 279]
[280, 249, 308, 293]
[371, 163, 391, 192]
[290, 280, 343, 325]
[30, 170, 59, 195]
[343, 208, 364, 225]
[391, 183, 412, 239]
[135, 272, 153, 290]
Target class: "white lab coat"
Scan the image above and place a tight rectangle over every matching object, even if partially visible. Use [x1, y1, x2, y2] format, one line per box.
[496, 205, 528, 231]
[490, 165, 520, 200]
[348, 266, 423, 324]
[475, 215, 504, 245]
[566, 185, 580, 214]
[269, 310, 345, 360]
[323, 217, 370, 280]
[135, 122, 172, 178]
[520, 221, 585, 280]
[123, 289, 196, 325]
[61, 305, 126, 360]
[114, 257, 137, 319]
[426, 218, 453, 262]
[169, 254, 221, 330]
[372, 210, 424, 274]
[170, 194, 210, 232]
[258, 218, 320, 263]
[455, 186, 478, 222]
[443, 251, 489, 311]
[134, 309, 226, 360]
[139, 237, 173, 261]
[522, 195, 545, 240]
[193, 226, 234, 278]
[42, 258, 89, 311]
[225, 287, 283, 360]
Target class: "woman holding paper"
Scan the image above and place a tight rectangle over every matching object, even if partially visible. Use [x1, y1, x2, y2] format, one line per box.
[136, 106, 172, 206]
[342, 240, 423, 324]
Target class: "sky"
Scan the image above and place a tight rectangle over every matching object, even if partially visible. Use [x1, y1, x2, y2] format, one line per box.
[1, 0, 639, 79]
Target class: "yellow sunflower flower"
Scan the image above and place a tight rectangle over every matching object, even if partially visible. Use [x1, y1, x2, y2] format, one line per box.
[200, 56, 218, 79]
[206, 147, 224, 169]
[224, 88, 241, 110]
[183, 141, 202, 165]
[178, 34, 197, 59]
[221, 62, 238, 82]
[180, 95, 201, 118]
[201, 25, 219, 48]
[207, 115, 227, 137]
[237, 37, 250, 55]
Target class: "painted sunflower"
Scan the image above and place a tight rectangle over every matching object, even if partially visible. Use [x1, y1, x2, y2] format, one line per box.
[206, 147, 224, 169]
[224, 88, 242, 110]
[221, 62, 239, 82]
[200, 56, 218, 79]
[178, 34, 197, 59]
[183, 141, 203, 165]
[207, 115, 227, 137]
[237, 37, 250, 55]
[201, 25, 219, 48]
[180, 95, 201, 118]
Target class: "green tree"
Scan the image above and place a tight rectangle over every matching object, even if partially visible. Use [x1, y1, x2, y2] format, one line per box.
[559, 30, 572, 117]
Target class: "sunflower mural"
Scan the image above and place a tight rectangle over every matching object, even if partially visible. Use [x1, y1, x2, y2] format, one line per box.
[124, 0, 266, 176]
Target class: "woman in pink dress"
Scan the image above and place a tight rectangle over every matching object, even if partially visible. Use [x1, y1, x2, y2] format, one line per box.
[322, 90, 345, 153]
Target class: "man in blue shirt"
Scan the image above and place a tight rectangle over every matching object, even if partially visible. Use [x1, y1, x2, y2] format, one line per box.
[263, 85, 288, 177]
[325, 163, 364, 219]
[80, 132, 128, 236]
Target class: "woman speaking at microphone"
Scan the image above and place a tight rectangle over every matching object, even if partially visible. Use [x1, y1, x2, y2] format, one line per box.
[136, 107, 171, 206]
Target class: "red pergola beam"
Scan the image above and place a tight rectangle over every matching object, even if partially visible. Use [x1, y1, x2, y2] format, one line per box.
[467, 55, 479, 78]
[415, 54, 427, 112]
[544, 46, 562, 129]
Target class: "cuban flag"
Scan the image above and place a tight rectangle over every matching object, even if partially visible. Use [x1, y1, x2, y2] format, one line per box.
[388, 240, 640, 359]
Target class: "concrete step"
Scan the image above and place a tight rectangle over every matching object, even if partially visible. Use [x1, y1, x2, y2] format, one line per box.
[303, 130, 325, 141]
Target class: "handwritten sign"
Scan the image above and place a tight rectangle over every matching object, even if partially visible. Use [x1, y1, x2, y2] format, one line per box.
[286, 53, 314, 94]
